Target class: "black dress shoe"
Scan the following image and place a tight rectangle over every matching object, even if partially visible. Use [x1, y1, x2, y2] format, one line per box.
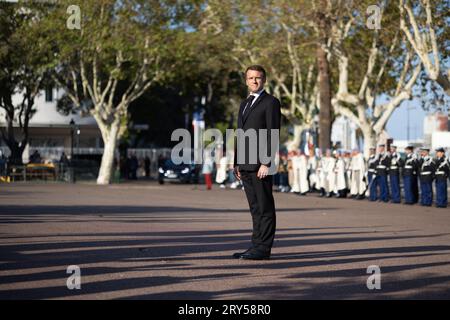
[239, 251, 270, 260]
[232, 248, 253, 259]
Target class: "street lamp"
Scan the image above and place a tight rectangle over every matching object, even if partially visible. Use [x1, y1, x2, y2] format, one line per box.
[70, 119, 75, 161]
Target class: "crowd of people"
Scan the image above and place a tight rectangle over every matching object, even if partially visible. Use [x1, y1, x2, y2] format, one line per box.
[118, 153, 151, 180]
[211, 145, 450, 209]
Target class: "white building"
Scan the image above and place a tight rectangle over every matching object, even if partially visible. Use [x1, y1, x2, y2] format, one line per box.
[0, 87, 102, 162]
[331, 116, 358, 150]
[423, 112, 450, 151]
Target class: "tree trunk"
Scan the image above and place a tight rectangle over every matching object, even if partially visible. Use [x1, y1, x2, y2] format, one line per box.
[362, 127, 377, 159]
[317, 44, 332, 152]
[6, 142, 24, 165]
[96, 121, 120, 185]
[286, 124, 306, 151]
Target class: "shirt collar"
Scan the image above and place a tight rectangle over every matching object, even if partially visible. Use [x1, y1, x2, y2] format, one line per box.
[249, 88, 265, 99]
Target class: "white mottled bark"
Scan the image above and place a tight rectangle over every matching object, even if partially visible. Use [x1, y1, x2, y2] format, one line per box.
[332, 12, 422, 155]
[96, 120, 119, 185]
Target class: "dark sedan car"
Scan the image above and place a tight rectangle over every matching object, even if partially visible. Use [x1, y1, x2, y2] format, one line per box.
[158, 159, 196, 184]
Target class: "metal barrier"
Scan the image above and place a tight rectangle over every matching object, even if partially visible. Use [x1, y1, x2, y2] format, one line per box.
[0, 147, 174, 182]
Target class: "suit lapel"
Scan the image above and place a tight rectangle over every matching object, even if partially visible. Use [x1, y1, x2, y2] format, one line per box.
[242, 90, 266, 125]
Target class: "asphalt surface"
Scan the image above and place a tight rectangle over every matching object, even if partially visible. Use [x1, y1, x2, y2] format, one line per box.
[0, 181, 450, 300]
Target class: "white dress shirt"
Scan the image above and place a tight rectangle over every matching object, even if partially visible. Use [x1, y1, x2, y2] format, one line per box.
[249, 89, 265, 107]
[243, 89, 265, 115]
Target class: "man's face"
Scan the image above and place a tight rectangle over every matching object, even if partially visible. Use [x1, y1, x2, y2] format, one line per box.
[437, 151, 444, 158]
[378, 146, 385, 154]
[420, 150, 428, 157]
[246, 70, 265, 93]
[390, 147, 396, 154]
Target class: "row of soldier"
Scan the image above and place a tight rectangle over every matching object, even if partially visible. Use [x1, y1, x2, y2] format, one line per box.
[275, 145, 449, 208]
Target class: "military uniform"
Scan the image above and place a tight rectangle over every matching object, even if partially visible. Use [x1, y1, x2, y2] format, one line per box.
[403, 148, 419, 204]
[418, 148, 436, 207]
[389, 149, 403, 203]
[434, 148, 449, 208]
[374, 151, 390, 202]
[367, 151, 378, 201]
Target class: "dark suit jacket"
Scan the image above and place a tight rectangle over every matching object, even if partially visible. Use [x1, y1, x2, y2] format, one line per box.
[234, 90, 281, 172]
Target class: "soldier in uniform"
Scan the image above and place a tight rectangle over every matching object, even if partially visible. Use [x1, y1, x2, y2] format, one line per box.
[403, 146, 419, 205]
[367, 147, 378, 201]
[389, 145, 403, 203]
[374, 144, 390, 202]
[434, 147, 449, 208]
[418, 147, 435, 207]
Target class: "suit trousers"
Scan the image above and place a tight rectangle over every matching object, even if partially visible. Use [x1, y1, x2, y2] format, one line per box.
[240, 170, 276, 254]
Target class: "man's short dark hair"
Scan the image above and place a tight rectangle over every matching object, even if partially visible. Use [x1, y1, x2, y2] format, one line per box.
[245, 65, 266, 79]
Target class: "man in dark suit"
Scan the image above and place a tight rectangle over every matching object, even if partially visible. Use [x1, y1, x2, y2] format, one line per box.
[232, 65, 281, 260]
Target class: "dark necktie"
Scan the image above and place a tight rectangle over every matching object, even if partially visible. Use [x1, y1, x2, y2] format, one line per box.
[242, 95, 255, 116]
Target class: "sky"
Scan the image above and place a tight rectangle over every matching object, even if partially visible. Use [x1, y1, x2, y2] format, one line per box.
[386, 98, 426, 142]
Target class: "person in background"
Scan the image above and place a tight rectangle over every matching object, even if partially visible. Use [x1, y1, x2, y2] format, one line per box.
[367, 147, 377, 201]
[215, 149, 228, 189]
[403, 146, 419, 205]
[60, 152, 69, 165]
[0, 150, 6, 176]
[298, 150, 309, 195]
[388, 145, 403, 204]
[418, 147, 435, 207]
[316, 149, 324, 196]
[322, 149, 336, 198]
[434, 147, 449, 208]
[202, 151, 214, 190]
[277, 152, 289, 192]
[350, 148, 366, 200]
[334, 150, 347, 198]
[129, 153, 138, 180]
[344, 151, 352, 196]
[290, 150, 301, 194]
[144, 156, 150, 178]
[29, 150, 42, 164]
[374, 144, 390, 202]
[287, 150, 294, 192]
[273, 151, 281, 192]
[308, 150, 319, 192]
[227, 150, 240, 189]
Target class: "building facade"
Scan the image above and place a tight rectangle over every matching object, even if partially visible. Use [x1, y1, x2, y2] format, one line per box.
[0, 87, 102, 163]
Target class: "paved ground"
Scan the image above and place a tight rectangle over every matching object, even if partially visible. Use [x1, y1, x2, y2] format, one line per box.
[0, 181, 449, 300]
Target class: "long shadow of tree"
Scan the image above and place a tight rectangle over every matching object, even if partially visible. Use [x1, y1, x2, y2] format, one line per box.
[1, 204, 450, 299]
